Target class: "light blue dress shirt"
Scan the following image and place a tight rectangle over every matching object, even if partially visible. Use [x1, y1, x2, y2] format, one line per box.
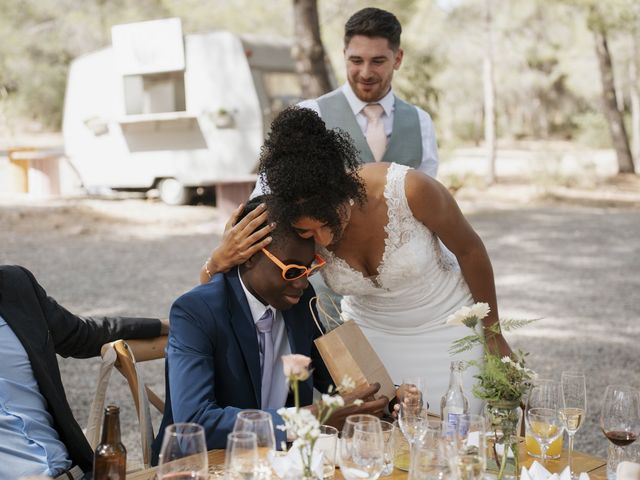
[0, 314, 73, 478]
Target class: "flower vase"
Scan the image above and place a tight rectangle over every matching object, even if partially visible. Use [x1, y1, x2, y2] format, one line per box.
[485, 400, 521, 480]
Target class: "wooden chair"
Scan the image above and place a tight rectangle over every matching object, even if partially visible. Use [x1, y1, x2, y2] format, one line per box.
[86, 336, 167, 468]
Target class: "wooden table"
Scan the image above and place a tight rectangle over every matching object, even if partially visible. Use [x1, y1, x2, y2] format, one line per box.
[129, 445, 606, 480]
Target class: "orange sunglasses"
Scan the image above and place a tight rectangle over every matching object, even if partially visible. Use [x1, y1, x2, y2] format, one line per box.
[261, 248, 326, 281]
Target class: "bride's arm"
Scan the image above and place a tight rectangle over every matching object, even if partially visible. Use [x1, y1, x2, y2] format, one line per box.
[199, 202, 275, 284]
[404, 171, 512, 358]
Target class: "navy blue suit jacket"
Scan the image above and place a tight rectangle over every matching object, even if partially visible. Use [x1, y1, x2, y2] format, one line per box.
[152, 268, 332, 463]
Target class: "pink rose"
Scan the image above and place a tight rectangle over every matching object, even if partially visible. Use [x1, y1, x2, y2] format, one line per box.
[282, 354, 312, 381]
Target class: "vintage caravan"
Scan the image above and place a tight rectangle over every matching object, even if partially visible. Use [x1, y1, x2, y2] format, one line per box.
[63, 18, 315, 204]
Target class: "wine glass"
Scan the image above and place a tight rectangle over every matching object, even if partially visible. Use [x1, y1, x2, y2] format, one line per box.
[157, 423, 208, 480]
[233, 410, 276, 477]
[525, 380, 563, 466]
[561, 371, 587, 479]
[225, 431, 259, 480]
[398, 376, 429, 446]
[339, 415, 385, 480]
[600, 385, 640, 480]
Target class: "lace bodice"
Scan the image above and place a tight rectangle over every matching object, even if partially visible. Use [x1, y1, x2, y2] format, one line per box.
[320, 163, 458, 298]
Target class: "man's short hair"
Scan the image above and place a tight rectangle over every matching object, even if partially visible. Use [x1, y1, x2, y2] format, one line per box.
[236, 195, 294, 251]
[344, 7, 402, 51]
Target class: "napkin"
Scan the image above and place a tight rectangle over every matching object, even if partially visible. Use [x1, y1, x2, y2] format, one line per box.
[269, 444, 324, 479]
[617, 461, 640, 480]
[520, 460, 590, 480]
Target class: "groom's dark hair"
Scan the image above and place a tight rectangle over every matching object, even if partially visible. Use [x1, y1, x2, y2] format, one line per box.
[236, 195, 294, 249]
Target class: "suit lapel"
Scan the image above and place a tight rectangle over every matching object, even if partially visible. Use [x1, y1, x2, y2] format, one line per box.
[225, 268, 262, 407]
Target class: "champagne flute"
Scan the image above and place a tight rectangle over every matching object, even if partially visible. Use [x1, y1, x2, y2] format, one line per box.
[339, 415, 385, 480]
[398, 376, 429, 446]
[233, 410, 276, 477]
[225, 431, 258, 480]
[600, 385, 640, 480]
[158, 423, 208, 480]
[561, 371, 587, 479]
[526, 381, 563, 466]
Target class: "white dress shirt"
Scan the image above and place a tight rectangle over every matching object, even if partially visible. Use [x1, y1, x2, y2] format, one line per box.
[238, 274, 291, 409]
[298, 82, 439, 177]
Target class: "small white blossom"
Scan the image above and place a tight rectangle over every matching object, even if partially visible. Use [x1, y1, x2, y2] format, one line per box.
[501, 356, 511, 363]
[469, 302, 490, 321]
[322, 394, 345, 408]
[339, 375, 356, 392]
[353, 399, 364, 406]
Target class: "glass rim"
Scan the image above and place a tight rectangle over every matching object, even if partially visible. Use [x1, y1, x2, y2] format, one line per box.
[227, 431, 258, 440]
[236, 410, 272, 420]
[345, 414, 380, 425]
[165, 422, 205, 436]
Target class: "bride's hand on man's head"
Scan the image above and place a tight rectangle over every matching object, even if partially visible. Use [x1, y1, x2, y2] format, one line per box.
[201, 202, 275, 281]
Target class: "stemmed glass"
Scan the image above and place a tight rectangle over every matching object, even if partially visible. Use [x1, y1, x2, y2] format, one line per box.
[526, 380, 564, 466]
[339, 414, 385, 480]
[157, 423, 208, 480]
[397, 376, 429, 447]
[560, 371, 587, 479]
[600, 385, 640, 480]
[233, 410, 276, 477]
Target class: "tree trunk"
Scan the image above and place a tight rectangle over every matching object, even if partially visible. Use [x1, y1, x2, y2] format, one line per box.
[630, 32, 640, 166]
[593, 29, 635, 174]
[292, 0, 333, 99]
[483, 0, 497, 184]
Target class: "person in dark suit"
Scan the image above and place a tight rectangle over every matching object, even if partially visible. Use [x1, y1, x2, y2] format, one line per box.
[153, 198, 386, 460]
[0, 264, 167, 480]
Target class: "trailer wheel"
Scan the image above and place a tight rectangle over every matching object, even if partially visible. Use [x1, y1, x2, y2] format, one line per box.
[157, 178, 194, 206]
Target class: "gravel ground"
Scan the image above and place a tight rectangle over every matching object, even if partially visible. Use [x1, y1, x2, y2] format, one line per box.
[1, 191, 639, 467]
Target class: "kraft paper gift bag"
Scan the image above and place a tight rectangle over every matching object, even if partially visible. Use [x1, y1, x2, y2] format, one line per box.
[310, 296, 396, 401]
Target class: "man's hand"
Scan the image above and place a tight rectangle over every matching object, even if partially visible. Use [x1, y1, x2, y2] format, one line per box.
[323, 383, 388, 430]
[200, 202, 275, 283]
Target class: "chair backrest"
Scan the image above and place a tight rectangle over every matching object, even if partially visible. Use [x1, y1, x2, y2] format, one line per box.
[86, 336, 167, 469]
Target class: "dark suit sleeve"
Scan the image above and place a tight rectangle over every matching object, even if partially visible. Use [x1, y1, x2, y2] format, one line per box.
[20, 266, 162, 358]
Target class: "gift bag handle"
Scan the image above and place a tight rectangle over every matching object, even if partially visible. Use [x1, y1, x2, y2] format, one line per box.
[309, 295, 345, 335]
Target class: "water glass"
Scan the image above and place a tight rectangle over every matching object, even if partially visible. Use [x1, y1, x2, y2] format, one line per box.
[158, 423, 208, 480]
[339, 415, 385, 480]
[379, 420, 395, 476]
[409, 432, 454, 480]
[391, 420, 411, 471]
[233, 410, 276, 477]
[315, 425, 339, 479]
[449, 415, 487, 480]
[225, 431, 259, 480]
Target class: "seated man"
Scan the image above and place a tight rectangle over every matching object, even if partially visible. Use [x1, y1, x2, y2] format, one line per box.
[153, 198, 386, 460]
[0, 264, 168, 480]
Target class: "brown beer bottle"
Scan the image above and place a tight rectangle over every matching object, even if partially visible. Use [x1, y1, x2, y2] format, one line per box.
[93, 405, 127, 480]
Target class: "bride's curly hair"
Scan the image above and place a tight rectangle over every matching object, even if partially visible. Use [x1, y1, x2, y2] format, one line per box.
[258, 107, 367, 238]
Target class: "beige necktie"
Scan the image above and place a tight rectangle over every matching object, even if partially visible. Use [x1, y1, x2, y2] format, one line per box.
[363, 103, 386, 162]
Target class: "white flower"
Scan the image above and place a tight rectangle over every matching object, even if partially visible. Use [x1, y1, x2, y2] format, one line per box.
[322, 394, 345, 408]
[469, 302, 490, 321]
[339, 375, 356, 392]
[501, 356, 511, 363]
[447, 303, 491, 327]
[353, 399, 364, 406]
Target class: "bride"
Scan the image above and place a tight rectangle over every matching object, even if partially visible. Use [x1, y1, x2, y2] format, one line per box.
[201, 107, 511, 413]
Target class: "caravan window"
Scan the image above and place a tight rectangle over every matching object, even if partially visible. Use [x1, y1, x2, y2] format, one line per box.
[123, 71, 186, 115]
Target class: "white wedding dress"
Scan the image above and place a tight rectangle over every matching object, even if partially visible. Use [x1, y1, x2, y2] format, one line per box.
[319, 163, 484, 414]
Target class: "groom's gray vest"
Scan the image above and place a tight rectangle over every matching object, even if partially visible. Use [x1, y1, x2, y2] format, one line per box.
[316, 88, 422, 167]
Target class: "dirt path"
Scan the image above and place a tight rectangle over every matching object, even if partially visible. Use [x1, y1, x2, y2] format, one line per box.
[1, 195, 638, 464]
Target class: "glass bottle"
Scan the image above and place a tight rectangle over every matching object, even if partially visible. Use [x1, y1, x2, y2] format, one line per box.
[93, 405, 126, 480]
[440, 361, 469, 428]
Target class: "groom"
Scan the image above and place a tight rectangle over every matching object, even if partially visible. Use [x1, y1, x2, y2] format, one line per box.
[153, 197, 385, 460]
